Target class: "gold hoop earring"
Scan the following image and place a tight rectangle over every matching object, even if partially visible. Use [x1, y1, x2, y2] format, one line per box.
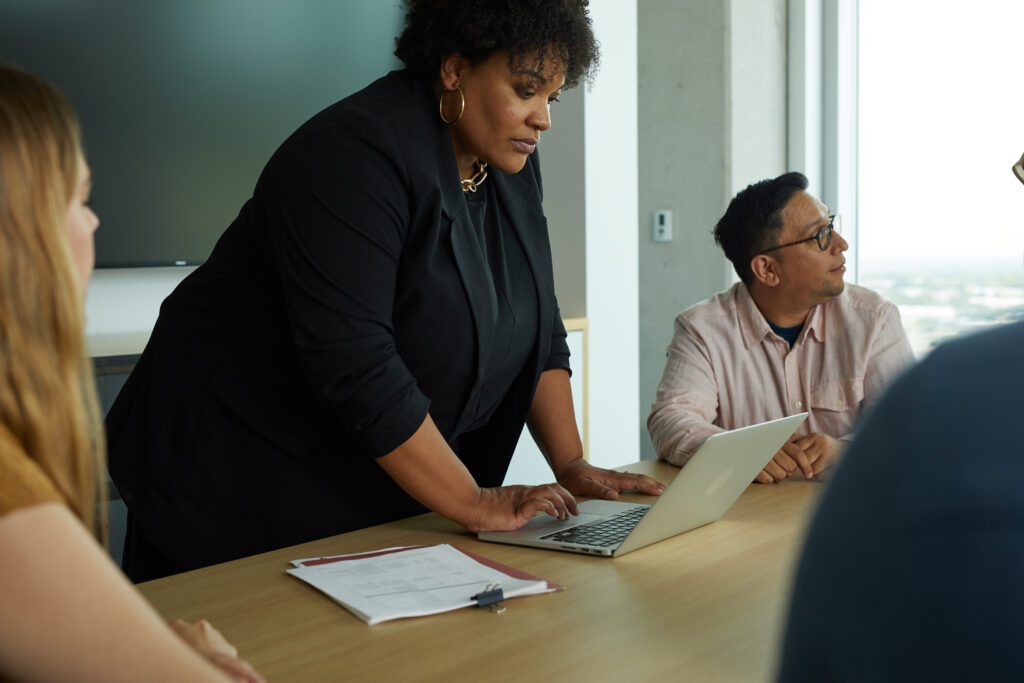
[439, 86, 465, 124]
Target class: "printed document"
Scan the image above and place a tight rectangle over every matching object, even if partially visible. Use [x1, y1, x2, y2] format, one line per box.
[287, 544, 561, 624]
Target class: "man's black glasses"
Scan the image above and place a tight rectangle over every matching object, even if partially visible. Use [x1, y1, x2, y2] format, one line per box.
[760, 214, 841, 254]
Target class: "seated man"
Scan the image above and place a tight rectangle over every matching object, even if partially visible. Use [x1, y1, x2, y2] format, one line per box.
[647, 172, 913, 482]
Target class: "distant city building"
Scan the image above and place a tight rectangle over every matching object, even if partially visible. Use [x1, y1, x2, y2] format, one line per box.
[861, 262, 1024, 356]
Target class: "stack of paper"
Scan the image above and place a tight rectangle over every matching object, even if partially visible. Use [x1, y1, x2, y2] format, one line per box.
[287, 544, 563, 625]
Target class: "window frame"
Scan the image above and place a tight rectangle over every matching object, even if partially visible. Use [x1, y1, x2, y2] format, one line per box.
[787, 0, 860, 281]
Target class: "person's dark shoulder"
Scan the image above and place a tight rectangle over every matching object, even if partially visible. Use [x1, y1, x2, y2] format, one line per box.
[922, 319, 1024, 376]
[257, 70, 434, 188]
[300, 69, 426, 137]
[898, 320, 1024, 417]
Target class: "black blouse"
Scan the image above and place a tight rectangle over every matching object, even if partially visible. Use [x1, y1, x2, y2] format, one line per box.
[462, 181, 539, 432]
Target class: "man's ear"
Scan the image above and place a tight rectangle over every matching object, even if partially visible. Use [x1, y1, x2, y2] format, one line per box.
[750, 254, 780, 288]
[438, 53, 465, 91]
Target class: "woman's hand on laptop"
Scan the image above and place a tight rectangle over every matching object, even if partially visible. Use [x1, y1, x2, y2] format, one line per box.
[468, 484, 580, 532]
[554, 458, 667, 500]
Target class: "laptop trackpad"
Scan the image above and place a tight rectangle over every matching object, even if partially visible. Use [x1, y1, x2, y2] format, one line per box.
[516, 510, 608, 535]
[513, 499, 640, 534]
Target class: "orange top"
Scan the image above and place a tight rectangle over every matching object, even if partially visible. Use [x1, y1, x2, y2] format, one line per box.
[0, 428, 63, 517]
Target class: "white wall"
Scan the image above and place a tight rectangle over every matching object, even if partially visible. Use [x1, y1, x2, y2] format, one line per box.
[542, 86, 587, 319]
[637, 0, 788, 460]
[84, 267, 191, 356]
[583, 0, 641, 469]
[728, 0, 788, 196]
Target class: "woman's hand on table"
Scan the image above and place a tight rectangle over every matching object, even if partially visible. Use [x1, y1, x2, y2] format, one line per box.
[468, 483, 579, 532]
[554, 457, 666, 500]
[169, 619, 264, 683]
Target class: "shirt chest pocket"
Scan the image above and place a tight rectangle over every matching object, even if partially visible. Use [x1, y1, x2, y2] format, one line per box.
[810, 378, 864, 411]
[809, 378, 865, 436]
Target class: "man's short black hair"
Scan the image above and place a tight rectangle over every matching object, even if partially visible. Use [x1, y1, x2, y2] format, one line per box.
[394, 0, 599, 90]
[713, 172, 810, 286]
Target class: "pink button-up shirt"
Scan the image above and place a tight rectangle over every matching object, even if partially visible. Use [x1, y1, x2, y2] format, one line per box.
[648, 282, 914, 465]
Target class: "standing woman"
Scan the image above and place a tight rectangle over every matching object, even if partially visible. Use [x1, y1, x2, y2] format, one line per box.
[0, 64, 261, 682]
[108, 0, 663, 581]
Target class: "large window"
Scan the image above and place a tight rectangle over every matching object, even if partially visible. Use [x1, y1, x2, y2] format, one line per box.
[857, 1, 1024, 355]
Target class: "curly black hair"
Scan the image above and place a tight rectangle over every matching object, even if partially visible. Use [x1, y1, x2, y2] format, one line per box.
[394, 0, 599, 89]
[713, 172, 810, 286]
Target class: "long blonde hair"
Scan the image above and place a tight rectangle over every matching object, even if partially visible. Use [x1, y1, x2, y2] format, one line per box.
[0, 64, 106, 541]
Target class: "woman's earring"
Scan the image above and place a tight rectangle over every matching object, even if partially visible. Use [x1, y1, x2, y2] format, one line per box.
[439, 86, 465, 124]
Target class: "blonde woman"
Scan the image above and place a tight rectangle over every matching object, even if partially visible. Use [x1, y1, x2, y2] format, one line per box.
[0, 64, 262, 682]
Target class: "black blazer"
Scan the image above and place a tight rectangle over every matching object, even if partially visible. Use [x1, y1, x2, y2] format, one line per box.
[107, 70, 569, 573]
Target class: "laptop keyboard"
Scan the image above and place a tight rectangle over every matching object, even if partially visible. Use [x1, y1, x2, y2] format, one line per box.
[540, 506, 650, 547]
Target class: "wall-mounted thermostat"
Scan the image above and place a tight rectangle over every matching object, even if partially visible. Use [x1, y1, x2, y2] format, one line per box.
[653, 209, 673, 243]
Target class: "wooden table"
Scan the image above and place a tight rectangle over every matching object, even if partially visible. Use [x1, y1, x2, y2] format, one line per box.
[138, 460, 822, 682]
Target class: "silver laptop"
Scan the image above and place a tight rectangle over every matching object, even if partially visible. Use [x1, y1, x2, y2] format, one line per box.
[478, 413, 808, 557]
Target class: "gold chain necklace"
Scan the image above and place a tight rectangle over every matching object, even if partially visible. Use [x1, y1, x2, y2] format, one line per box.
[461, 160, 488, 193]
